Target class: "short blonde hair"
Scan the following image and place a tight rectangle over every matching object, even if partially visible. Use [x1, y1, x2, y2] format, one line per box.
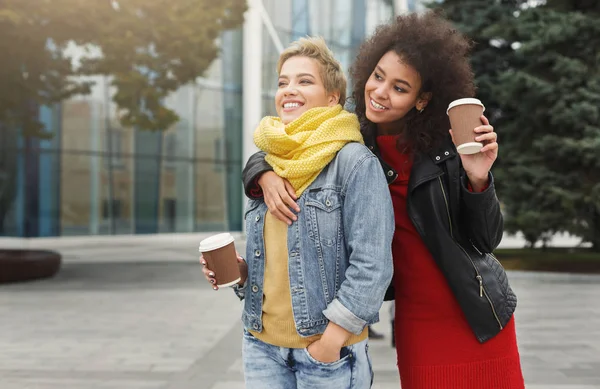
[277, 36, 347, 106]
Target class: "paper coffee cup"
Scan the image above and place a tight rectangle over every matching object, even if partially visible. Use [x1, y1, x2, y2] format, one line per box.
[199, 233, 241, 288]
[447, 98, 486, 155]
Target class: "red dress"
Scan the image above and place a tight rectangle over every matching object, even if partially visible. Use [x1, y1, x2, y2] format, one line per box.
[377, 135, 525, 389]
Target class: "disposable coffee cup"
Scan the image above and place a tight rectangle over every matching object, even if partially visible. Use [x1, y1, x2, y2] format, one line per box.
[447, 98, 486, 155]
[199, 233, 241, 288]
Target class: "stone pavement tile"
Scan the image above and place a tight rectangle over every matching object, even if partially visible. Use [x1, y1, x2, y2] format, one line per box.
[372, 384, 404, 389]
[209, 382, 245, 389]
[526, 387, 600, 389]
[226, 357, 243, 374]
[0, 370, 172, 379]
[0, 378, 167, 389]
[581, 363, 600, 370]
[207, 377, 402, 389]
[560, 369, 600, 379]
[521, 368, 572, 384]
[95, 381, 166, 389]
[165, 322, 244, 389]
[520, 354, 569, 368]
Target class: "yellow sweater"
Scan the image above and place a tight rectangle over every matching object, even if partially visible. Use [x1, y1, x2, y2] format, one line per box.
[249, 212, 368, 348]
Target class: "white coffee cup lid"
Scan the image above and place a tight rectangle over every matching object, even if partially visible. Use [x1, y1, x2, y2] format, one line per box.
[456, 142, 483, 155]
[447, 98, 485, 115]
[199, 233, 235, 252]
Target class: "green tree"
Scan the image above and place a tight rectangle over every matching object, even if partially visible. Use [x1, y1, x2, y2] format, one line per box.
[0, 0, 246, 234]
[431, 0, 548, 246]
[435, 1, 600, 249]
[430, 1, 524, 121]
[488, 2, 600, 250]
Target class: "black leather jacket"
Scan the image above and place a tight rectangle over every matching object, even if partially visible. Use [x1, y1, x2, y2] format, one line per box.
[242, 135, 516, 343]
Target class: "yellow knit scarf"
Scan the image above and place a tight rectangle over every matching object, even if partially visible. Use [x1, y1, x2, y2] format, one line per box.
[253, 105, 363, 196]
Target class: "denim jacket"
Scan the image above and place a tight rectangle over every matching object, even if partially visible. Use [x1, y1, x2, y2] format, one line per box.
[236, 142, 394, 337]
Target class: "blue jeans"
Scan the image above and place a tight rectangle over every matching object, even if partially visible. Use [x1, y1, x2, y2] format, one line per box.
[242, 330, 374, 389]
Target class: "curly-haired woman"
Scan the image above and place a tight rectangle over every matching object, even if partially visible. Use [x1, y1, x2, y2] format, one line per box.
[242, 11, 525, 388]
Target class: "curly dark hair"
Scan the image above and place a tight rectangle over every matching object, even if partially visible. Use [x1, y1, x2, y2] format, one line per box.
[350, 10, 476, 154]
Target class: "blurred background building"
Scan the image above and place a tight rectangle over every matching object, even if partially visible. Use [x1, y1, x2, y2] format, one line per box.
[1, 0, 401, 238]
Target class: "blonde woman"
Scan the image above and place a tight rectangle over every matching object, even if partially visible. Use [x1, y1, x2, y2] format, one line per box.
[201, 37, 394, 389]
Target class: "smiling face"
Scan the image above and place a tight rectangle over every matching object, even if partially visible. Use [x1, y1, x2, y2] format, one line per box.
[364, 51, 430, 131]
[275, 56, 340, 125]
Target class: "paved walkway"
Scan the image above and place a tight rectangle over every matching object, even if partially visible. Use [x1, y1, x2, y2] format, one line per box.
[1, 234, 599, 388]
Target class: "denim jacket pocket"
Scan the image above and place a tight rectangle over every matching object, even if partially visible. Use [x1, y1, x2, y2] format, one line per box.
[305, 188, 342, 248]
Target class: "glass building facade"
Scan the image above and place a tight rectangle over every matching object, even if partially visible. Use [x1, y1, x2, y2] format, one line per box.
[0, 0, 394, 238]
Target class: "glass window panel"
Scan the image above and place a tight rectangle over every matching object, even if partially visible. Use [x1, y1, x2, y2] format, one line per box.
[195, 82, 228, 232]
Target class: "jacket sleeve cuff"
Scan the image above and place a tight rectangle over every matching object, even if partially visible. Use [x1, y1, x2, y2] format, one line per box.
[232, 282, 247, 301]
[467, 180, 489, 193]
[242, 151, 272, 199]
[322, 299, 367, 335]
[248, 177, 263, 198]
[461, 172, 497, 208]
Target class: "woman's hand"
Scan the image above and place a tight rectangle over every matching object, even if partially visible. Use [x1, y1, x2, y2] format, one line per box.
[306, 321, 351, 363]
[450, 115, 498, 191]
[200, 252, 247, 291]
[306, 339, 341, 363]
[258, 171, 300, 225]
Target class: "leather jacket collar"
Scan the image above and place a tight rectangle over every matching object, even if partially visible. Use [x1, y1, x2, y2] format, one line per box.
[364, 131, 457, 188]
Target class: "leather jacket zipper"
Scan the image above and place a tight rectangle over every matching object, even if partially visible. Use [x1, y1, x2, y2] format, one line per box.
[438, 177, 503, 330]
[470, 241, 504, 268]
